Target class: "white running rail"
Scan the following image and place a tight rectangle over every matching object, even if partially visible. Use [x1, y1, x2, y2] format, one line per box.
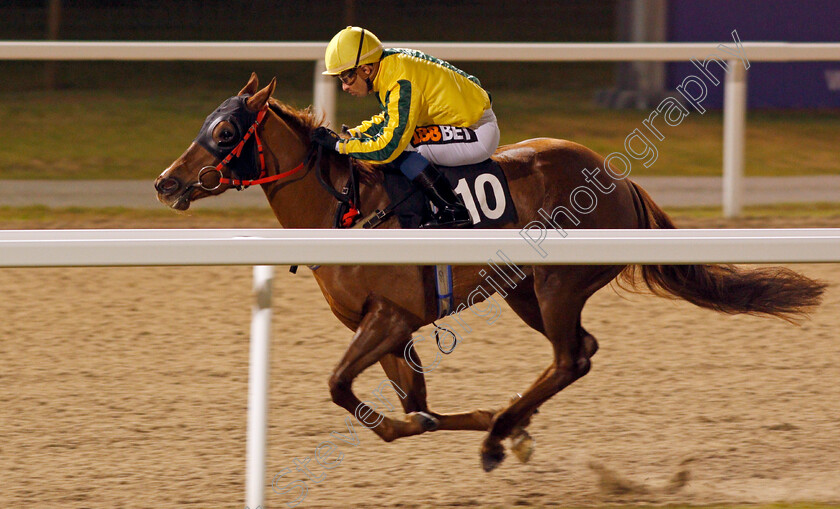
[1, 228, 840, 266]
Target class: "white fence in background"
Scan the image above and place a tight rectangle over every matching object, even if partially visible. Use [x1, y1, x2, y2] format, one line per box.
[2, 40, 840, 217]
[1, 227, 839, 508]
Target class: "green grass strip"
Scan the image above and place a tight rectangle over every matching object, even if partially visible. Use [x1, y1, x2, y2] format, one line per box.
[2, 87, 839, 180]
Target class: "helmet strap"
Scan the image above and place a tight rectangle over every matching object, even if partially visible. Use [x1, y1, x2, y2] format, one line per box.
[353, 28, 366, 68]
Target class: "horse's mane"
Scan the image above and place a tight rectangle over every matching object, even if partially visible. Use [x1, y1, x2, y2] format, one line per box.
[267, 98, 378, 180]
[267, 98, 324, 133]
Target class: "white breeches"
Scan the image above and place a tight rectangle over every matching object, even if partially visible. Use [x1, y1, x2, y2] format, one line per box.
[404, 108, 500, 166]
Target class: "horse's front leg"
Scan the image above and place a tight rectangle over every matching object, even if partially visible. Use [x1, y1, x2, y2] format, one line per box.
[379, 349, 496, 432]
[328, 295, 433, 442]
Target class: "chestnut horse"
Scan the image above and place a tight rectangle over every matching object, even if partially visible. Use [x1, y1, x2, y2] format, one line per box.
[155, 74, 825, 471]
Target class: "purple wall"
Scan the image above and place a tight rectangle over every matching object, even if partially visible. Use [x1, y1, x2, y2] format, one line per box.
[667, 0, 840, 108]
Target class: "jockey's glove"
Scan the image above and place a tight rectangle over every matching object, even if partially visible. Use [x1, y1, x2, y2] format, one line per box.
[311, 127, 341, 152]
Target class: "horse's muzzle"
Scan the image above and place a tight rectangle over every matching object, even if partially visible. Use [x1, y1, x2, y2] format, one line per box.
[154, 175, 193, 210]
[155, 176, 181, 196]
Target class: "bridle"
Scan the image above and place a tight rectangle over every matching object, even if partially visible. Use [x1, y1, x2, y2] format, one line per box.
[192, 100, 362, 229]
[196, 105, 310, 191]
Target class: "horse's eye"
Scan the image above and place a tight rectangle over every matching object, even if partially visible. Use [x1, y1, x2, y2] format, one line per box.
[214, 121, 238, 146]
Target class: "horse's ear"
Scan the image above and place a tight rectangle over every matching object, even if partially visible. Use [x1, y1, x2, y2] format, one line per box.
[246, 77, 276, 111]
[238, 73, 259, 96]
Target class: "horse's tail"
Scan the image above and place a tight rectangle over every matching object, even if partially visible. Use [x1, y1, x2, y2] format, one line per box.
[617, 180, 827, 322]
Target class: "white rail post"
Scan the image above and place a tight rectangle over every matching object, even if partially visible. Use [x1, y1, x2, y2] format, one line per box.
[723, 59, 748, 218]
[246, 265, 274, 509]
[313, 59, 337, 129]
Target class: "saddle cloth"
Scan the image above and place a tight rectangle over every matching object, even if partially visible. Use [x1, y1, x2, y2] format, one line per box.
[382, 158, 518, 229]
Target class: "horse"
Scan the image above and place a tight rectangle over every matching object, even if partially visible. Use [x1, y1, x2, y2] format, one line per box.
[154, 73, 826, 472]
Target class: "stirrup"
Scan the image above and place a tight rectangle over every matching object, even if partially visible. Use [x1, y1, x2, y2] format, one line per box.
[421, 208, 473, 229]
[421, 219, 472, 229]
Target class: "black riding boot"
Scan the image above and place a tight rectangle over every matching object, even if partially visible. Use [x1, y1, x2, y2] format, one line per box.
[412, 165, 473, 228]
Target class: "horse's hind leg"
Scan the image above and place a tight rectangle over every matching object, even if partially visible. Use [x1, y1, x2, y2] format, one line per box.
[479, 265, 616, 471]
[502, 280, 597, 430]
[480, 292, 586, 470]
[491, 277, 548, 458]
[578, 321, 599, 359]
[505, 274, 599, 360]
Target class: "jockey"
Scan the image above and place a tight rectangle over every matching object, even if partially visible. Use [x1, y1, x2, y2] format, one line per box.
[311, 26, 500, 228]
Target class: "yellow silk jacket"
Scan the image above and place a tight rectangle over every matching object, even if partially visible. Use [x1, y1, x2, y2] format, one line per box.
[338, 48, 491, 163]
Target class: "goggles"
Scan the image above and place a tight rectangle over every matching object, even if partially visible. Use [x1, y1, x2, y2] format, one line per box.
[337, 67, 358, 85]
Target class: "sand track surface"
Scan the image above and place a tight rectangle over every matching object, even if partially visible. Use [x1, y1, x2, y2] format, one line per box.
[1, 215, 839, 508]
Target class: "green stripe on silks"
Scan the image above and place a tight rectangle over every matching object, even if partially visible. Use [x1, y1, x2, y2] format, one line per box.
[360, 119, 386, 140]
[347, 79, 412, 162]
[382, 48, 483, 87]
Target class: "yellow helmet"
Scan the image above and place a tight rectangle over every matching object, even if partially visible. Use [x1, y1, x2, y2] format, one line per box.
[322, 26, 383, 76]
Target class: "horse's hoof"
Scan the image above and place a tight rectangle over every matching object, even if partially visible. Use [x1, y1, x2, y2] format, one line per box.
[480, 441, 506, 472]
[510, 429, 535, 463]
[409, 411, 439, 432]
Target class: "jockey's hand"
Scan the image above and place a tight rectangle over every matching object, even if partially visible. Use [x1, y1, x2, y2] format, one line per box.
[311, 127, 341, 152]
